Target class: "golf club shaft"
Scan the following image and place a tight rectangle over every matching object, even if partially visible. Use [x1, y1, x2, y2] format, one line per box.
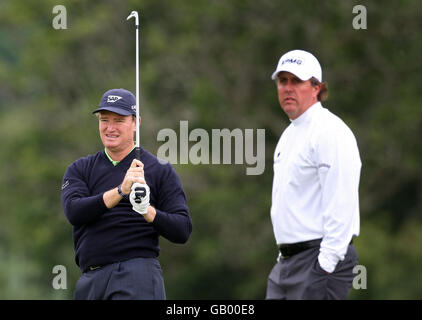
[127, 11, 141, 161]
[135, 21, 140, 160]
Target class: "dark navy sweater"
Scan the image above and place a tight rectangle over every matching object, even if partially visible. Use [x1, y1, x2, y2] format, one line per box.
[61, 147, 192, 272]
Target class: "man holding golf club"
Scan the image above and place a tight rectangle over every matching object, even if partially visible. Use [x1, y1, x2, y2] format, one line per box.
[61, 12, 191, 300]
[266, 49, 361, 299]
[61, 88, 192, 299]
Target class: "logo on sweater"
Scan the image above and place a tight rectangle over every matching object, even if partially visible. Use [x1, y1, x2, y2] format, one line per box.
[61, 180, 69, 190]
[107, 95, 123, 103]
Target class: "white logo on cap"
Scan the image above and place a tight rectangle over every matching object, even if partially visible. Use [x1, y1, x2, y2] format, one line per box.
[107, 95, 122, 103]
[131, 105, 136, 110]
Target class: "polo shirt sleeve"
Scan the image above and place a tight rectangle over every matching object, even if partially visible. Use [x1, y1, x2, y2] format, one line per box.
[315, 124, 362, 273]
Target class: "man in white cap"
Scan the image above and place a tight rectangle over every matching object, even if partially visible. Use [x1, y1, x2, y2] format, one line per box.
[266, 50, 361, 299]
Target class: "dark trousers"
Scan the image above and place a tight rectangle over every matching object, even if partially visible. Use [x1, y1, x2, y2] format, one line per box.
[266, 244, 358, 300]
[74, 257, 166, 300]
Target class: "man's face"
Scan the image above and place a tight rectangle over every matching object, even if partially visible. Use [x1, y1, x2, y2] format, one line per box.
[98, 111, 137, 153]
[276, 71, 320, 120]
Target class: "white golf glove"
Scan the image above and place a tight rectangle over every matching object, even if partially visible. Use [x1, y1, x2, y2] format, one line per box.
[130, 182, 150, 215]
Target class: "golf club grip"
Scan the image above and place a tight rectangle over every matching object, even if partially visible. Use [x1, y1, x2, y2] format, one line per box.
[135, 147, 141, 161]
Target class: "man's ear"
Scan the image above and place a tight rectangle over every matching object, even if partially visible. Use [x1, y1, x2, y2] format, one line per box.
[313, 83, 321, 100]
[132, 115, 141, 127]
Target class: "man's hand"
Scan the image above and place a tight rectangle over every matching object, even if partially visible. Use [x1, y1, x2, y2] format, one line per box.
[121, 159, 145, 195]
[130, 182, 150, 215]
[103, 159, 147, 210]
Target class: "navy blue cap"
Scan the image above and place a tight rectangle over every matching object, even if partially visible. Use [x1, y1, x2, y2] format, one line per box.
[93, 88, 137, 116]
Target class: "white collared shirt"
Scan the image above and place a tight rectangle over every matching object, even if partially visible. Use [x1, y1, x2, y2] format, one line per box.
[271, 102, 361, 273]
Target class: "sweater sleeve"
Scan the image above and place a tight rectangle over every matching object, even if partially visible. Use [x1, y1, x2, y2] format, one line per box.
[61, 160, 108, 226]
[151, 164, 192, 244]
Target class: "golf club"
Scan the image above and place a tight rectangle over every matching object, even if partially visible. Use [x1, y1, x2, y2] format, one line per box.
[127, 10, 144, 204]
[126, 10, 140, 160]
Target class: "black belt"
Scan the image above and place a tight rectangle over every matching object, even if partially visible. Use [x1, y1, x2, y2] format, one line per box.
[279, 238, 353, 259]
[279, 238, 322, 259]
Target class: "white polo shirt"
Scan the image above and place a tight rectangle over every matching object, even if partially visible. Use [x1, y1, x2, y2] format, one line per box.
[271, 102, 361, 273]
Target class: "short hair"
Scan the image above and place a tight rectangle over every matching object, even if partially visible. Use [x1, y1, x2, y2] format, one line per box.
[95, 112, 136, 121]
[310, 77, 328, 102]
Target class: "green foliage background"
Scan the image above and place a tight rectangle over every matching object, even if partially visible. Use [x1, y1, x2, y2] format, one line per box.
[0, 0, 421, 299]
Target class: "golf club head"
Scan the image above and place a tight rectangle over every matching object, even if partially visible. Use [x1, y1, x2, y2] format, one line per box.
[127, 11, 139, 26]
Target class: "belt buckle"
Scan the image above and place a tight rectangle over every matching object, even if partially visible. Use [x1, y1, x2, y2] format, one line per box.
[279, 247, 292, 259]
[281, 253, 291, 260]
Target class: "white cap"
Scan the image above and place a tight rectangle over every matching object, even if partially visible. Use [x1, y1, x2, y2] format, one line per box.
[271, 49, 322, 82]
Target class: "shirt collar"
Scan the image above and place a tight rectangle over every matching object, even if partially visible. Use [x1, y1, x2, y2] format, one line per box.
[290, 102, 321, 126]
[104, 145, 136, 166]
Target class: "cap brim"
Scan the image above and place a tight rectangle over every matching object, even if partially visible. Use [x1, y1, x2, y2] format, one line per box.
[271, 66, 311, 81]
[271, 70, 279, 80]
[92, 107, 134, 116]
